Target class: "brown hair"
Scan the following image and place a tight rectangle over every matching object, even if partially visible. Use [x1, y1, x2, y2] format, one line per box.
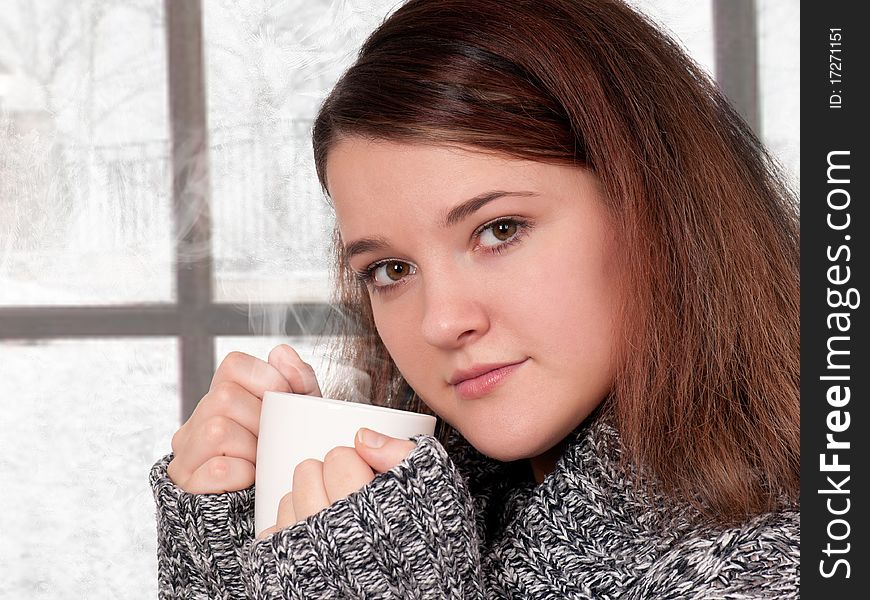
[311, 0, 799, 523]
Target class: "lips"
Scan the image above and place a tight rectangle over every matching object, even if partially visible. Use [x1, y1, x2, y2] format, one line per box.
[450, 359, 528, 400]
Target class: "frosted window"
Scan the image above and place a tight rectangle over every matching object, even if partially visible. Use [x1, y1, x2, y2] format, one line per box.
[758, 0, 800, 185]
[628, 0, 716, 77]
[0, 2, 173, 306]
[0, 338, 178, 599]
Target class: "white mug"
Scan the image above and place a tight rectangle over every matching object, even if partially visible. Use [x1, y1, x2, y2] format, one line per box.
[254, 391, 437, 536]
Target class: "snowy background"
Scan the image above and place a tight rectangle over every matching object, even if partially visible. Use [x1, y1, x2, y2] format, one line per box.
[0, 1, 798, 598]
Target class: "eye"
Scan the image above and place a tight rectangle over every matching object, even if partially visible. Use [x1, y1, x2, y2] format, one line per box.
[368, 260, 416, 287]
[479, 220, 520, 247]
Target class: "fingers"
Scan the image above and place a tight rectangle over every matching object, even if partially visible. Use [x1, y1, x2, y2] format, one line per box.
[291, 459, 330, 522]
[322, 446, 375, 503]
[208, 345, 321, 402]
[210, 350, 294, 399]
[179, 456, 256, 494]
[167, 345, 325, 496]
[257, 524, 282, 540]
[267, 344, 322, 397]
[258, 448, 380, 539]
[354, 428, 418, 473]
[188, 381, 262, 438]
[169, 416, 258, 486]
[270, 450, 374, 534]
[274, 491, 297, 533]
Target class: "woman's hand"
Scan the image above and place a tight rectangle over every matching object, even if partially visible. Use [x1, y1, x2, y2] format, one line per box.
[167, 344, 322, 493]
[257, 429, 416, 538]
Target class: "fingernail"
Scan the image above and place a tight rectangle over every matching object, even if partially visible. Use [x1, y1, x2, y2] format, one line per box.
[358, 428, 386, 448]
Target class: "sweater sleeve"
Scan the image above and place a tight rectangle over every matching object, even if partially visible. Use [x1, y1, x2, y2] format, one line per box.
[243, 435, 487, 600]
[150, 454, 255, 599]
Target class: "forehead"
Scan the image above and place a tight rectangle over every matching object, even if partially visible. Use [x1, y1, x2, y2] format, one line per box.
[325, 138, 547, 210]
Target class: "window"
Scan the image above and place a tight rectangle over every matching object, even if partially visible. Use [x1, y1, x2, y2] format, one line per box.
[0, 1, 799, 597]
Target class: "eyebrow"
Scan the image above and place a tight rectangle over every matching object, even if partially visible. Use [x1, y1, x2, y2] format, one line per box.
[342, 190, 539, 263]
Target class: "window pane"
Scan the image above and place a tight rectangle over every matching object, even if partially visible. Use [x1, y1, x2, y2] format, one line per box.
[0, 338, 178, 599]
[630, 0, 798, 187]
[758, 0, 800, 185]
[203, 0, 400, 304]
[628, 0, 716, 77]
[0, 2, 173, 306]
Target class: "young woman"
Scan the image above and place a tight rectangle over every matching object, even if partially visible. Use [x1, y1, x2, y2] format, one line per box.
[152, 0, 800, 597]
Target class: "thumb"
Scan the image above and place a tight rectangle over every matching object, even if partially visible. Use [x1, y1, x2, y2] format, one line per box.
[354, 428, 417, 473]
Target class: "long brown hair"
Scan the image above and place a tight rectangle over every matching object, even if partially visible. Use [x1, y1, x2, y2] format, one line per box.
[311, 0, 799, 522]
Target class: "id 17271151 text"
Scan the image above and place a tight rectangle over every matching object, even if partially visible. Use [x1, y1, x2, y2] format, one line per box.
[829, 28, 843, 109]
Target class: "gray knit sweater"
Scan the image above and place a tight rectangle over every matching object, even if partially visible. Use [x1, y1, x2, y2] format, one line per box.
[150, 417, 799, 598]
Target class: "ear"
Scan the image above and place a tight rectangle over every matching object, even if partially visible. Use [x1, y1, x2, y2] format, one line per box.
[353, 428, 417, 473]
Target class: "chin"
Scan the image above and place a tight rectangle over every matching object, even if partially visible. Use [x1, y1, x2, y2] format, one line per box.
[457, 424, 549, 463]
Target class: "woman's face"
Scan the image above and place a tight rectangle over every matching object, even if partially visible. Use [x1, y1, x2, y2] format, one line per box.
[327, 138, 622, 462]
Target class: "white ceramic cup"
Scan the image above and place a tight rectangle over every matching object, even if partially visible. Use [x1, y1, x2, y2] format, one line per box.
[254, 391, 437, 536]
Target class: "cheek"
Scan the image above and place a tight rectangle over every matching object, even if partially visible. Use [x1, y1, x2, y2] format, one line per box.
[371, 304, 420, 372]
[522, 238, 621, 369]
[373, 306, 444, 408]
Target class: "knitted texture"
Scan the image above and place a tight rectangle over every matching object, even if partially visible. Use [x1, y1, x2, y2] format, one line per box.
[150, 418, 799, 599]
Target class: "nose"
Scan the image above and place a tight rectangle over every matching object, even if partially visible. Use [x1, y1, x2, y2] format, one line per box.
[419, 270, 490, 349]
